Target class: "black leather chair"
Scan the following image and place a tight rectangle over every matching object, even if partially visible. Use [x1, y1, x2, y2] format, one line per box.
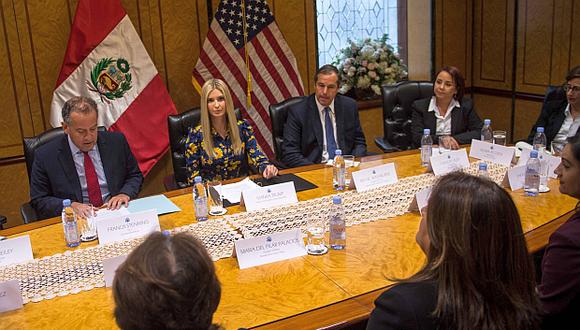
[0, 214, 6, 230]
[166, 108, 243, 190]
[375, 81, 434, 152]
[268, 96, 306, 164]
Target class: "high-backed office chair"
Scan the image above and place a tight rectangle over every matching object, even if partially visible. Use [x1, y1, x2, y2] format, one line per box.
[0, 214, 6, 230]
[268, 96, 306, 164]
[375, 81, 434, 152]
[166, 108, 243, 190]
[22, 126, 106, 223]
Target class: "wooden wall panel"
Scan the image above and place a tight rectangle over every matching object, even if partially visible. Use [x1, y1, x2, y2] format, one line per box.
[0, 162, 29, 229]
[472, 93, 513, 140]
[514, 99, 543, 142]
[472, 0, 514, 90]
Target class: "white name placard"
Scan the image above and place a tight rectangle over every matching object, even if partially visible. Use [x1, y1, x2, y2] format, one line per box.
[518, 149, 561, 178]
[96, 209, 160, 246]
[501, 165, 527, 191]
[0, 236, 33, 267]
[242, 181, 298, 212]
[0, 280, 23, 313]
[409, 186, 432, 214]
[351, 163, 398, 192]
[235, 229, 306, 269]
[430, 149, 470, 176]
[469, 139, 515, 166]
[103, 254, 128, 287]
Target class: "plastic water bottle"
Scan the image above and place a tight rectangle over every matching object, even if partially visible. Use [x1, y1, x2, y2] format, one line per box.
[533, 127, 547, 153]
[478, 162, 489, 178]
[61, 199, 80, 248]
[420, 129, 433, 167]
[333, 149, 346, 191]
[329, 195, 346, 250]
[481, 119, 493, 143]
[193, 176, 208, 221]
[524, 150, 541, 197]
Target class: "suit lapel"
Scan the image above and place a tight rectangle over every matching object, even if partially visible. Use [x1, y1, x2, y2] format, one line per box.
[334, 96, 345, 149]
[450, 106, 462, 134]
[58, 136, 82, 202]
[308, 96, 324, 149]
[97, 132, 113, 188]
[425, 108, 437, 134]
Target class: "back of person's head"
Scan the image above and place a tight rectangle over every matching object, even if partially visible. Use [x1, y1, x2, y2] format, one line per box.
[413, 172, 540, 329]
[113, 232, 221, 330]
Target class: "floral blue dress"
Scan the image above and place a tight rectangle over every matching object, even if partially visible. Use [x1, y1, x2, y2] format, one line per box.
[185, 120, 270, 184]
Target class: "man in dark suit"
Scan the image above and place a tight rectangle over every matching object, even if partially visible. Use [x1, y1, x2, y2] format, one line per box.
[282, 64, 367, 168]
[30, 96, 143, 220]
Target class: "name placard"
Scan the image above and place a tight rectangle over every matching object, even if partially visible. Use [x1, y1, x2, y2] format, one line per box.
[103, 254, 128, 287]
[409, 186, 432, 214]
[351, 163, 398, 192]
[0, 236, 33, 267]
[430, 149, 470, 176]
[501, 165, 527, 191]
[235, 229, 306, 269]
[96, 209, 160, 246]
[517, 149, 561, 179]
[469, 139, 515, 166]
[0, 280, 23, 313]
[242, 181, 298, 212]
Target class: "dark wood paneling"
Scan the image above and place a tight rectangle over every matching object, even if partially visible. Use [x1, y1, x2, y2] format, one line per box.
[514, 98, 543, 142]
[472, 93, 513, 141]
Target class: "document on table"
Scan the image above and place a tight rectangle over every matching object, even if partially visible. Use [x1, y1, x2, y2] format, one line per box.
[222, 178, 260, 204]
[127, 195, 180, 215]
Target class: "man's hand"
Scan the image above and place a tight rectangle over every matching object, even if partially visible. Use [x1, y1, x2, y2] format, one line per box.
[106, 193, 130, 210]
[262, 165, 279, 179]
[71, 202, 96, 218]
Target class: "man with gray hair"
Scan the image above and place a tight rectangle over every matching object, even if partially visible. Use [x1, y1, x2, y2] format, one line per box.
[30, 96, 143, 219]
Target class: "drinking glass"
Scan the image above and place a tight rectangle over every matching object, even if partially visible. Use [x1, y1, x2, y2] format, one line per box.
[538, 152, 551, 193]
[207, 181, 227, 216]
[438, 135, 452, 153]
[305, 218, 328, 255]
[551, 141, 565, 156]
[79, 204, 97, 242]
[493, 130, 507, 146]
[343, 155, 356, 188]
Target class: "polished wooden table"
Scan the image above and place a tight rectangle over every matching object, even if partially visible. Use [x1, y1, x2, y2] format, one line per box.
[1, 150, 576, 329]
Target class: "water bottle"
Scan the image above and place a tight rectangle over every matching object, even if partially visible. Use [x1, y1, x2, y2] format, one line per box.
[532, 127, 547, 153]
[524, 150, 541, 197]
[481, 119, 493, 143]
[333, 149, 346, 191]
[193, 176, 208, 221]
[420, 129, 433, 167]
[61, 199, 80, 248]
[329, 195, 346, 250]
[478, 162, 489, 178]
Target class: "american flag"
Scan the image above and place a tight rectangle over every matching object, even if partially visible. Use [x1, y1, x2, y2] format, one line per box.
[193, 0, 305, 159]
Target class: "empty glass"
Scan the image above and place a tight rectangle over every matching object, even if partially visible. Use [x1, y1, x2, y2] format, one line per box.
[343, 155, 356, 188]
[493, 130, 507, 146]
[207, 181, 227, 216]
[551, 141, 565, 156]
[305, 218, 328, 255]
[438, 135, 452, 153]
[79, 204, 97, 242]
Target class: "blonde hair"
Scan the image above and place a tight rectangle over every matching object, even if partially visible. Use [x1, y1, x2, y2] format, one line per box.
[200, 79, 243, 158]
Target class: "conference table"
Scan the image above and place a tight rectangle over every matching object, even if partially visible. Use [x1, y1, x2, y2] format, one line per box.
[0, 149, 576, 329]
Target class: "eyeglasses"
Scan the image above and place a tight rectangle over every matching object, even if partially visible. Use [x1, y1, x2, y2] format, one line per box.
[563, 84, 580, 93]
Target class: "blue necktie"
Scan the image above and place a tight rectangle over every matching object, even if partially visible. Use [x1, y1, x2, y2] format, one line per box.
[324, 107, 337, 159]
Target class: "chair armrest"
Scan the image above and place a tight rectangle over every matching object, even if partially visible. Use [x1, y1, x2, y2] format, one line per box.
[20, 202, 38, 224]
[0, 215, 6, 230]
[374, 137, 401, 153]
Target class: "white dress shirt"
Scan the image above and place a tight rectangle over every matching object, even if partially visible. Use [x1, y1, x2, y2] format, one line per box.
[553, 104, 580, 144]
[315, 98, 338, 163]
[427, 96, 461, 135]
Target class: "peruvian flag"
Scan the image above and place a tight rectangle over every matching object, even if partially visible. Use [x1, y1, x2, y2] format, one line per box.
[50, 0, 176, 176]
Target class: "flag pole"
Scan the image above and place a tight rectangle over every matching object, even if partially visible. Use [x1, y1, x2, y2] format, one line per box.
[241, 0, 252, 108]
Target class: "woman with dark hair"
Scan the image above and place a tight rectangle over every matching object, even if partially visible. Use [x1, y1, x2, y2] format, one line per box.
[185, 78, 278, 183]
[113, 232, 222, 330]
[538, 134, 580, 327]
[411, 66, 483, 149]
[367, 172, 541, 329]
[526, 66, 580, 150]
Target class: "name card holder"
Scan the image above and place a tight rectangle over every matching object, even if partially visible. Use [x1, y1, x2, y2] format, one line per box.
[242, 181, 298, 212]
[103, 254, 128, 287]
[429, 149, 470, 176]
[0, 280, 23, 313]
[0, 236, 34, 268]
[501, 165, 527, 191]
[469, 139, 515, 166]
[235, 229, 306, 269]
[518, 149, 561, 179]
[408, 186, 432, 215]
[351, 163, 398, 192]
[96, 209, 160, 246]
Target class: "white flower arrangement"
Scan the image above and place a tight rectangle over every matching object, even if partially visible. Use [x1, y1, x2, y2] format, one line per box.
[333, 35, 407, 98]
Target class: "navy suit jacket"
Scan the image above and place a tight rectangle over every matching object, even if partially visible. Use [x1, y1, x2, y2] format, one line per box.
[526, 99, 571, 146]
[411, 97, 483, 148]
[30, 131, 143, 219]
[281, 94, 367, 168]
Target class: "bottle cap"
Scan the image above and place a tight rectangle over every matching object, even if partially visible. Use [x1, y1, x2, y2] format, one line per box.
[537, 127, 544, 133]
[530, 150, 538, 158]
[479, 162, 487, 170]
[484, 119, 491, 125]
[332, 195, 342, 204]
[194, 176, 202, 183]
[62, 199, 71, 207]
[335, 149, 342, 156]
[423, 128, 431, 135]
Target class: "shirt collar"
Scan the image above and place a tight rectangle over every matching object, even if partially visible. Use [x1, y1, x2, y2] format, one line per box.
[427, 96, 461, 114]
[315, 97, 335, 114]
[564, 104, 571, 117]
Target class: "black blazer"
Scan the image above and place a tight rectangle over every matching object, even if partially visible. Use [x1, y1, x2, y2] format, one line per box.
[526, 99, 569, 146]
[30, 131, 143, 219]
[367, 281, 439, 330]
[281, 94, 367, 168]
[411, 97, 483, 148]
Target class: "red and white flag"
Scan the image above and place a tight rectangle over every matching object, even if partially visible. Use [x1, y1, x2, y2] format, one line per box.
[193, 0, 305, 159]
[50, 0, 176, 176]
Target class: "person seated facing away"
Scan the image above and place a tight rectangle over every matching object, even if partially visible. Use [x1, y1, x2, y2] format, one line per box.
[30, 96, 143, 220]
[538, 135, 580, 328]
[113, 232, 221, 330]
[185, 79, 278, 183]
[526, 66, 580, 150]
[282, 64, 367, 168]
[367, 172, 541, 330]
[411, 66, 483, 150]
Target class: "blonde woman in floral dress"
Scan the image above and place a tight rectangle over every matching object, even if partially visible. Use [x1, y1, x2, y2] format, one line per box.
[185, 79, 278, 184]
